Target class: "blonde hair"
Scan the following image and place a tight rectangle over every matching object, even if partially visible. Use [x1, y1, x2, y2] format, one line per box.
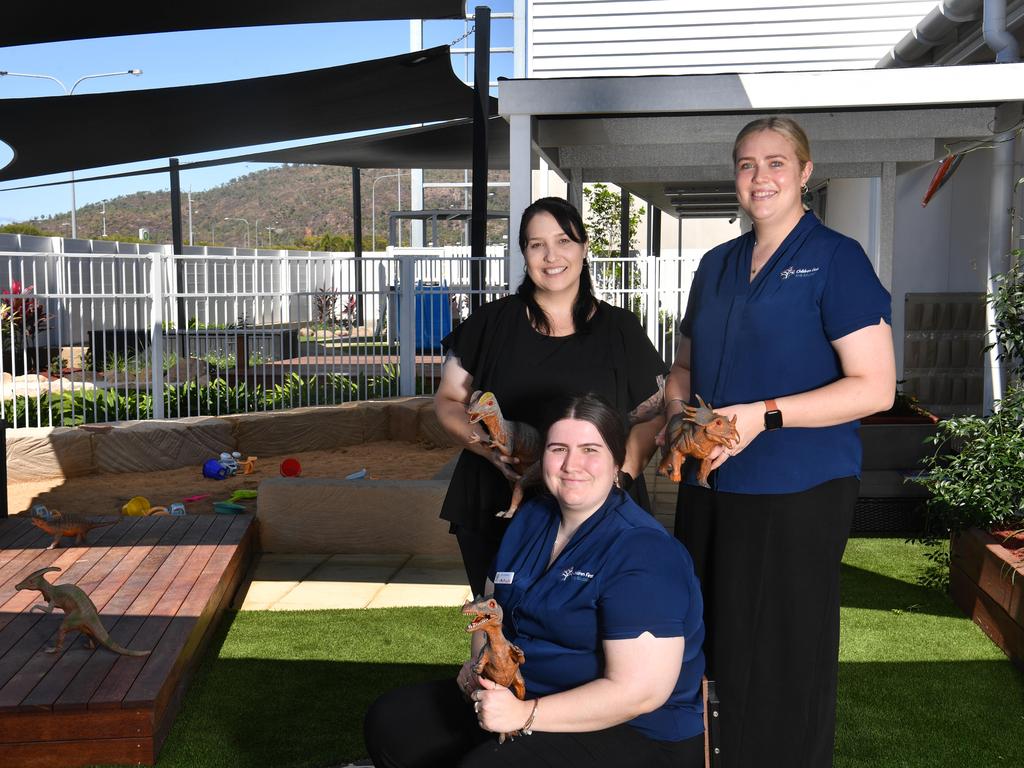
[732, 117, 812, 167]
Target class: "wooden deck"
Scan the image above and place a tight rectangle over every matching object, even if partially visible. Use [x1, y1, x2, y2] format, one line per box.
[0, 514, 255, 767]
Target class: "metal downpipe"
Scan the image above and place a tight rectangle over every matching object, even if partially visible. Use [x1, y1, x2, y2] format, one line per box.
[983, 0, 1021, 412]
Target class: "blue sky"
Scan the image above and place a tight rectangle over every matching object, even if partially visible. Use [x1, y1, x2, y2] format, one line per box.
[0, 2, 513, 224]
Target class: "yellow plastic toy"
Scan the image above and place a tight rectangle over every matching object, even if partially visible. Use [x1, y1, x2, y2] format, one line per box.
[122, 496, 151, 516]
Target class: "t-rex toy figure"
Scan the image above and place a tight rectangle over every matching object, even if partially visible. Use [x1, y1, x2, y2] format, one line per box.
[14, 566, 151, 656]
[466, 391, 543, 518]
[658, 394, 740, 488]
[463, 595, 526, 744]
[30, 510, 117, 549]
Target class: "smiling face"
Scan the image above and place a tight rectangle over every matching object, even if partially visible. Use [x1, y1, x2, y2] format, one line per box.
[523, 210, 587, 297]
[543, 417, 619, 517]
[734, 128, 813, 231]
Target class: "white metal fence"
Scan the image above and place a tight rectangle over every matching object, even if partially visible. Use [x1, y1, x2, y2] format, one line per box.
[1, 235, 700, 428]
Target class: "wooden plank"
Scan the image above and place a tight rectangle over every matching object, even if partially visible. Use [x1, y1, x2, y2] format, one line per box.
[52, 516, 218, 712]
[0, 517, 175, 711]
[151, 518, 253, 756]
[0, 735, 152, 767]
[98, 515, 242, 710]
[950, 560, 1024, 670]
[0, 518, 45, 552]
[0, 706, 150, 745]
[125, 516, 252, 712]
[21, 517, 205, 711]
[0, 518, 148, 656]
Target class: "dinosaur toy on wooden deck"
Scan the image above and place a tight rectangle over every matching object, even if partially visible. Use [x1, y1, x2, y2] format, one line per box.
[30, 510, 117, 549]
[15, 566, 151, 657]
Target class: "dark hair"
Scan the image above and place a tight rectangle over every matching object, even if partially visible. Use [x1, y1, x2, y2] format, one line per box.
[541, 392, 627, 468]
[516, 197, 598, 335]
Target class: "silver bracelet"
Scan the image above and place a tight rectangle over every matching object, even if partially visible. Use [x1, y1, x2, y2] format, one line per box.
[520, 699, 539, 735]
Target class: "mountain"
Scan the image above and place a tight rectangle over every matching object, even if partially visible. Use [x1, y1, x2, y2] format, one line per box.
[19, 164, 511, 248]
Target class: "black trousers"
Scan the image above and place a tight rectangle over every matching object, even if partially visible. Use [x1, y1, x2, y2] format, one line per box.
[674, 477, 857, 768]
[364, 678, 705, 768]
[454, 474, 655, 597]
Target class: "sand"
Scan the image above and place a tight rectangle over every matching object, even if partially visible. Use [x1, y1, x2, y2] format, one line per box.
[7, 441, 460, 518]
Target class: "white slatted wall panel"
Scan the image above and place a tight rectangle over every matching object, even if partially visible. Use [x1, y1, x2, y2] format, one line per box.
[528, 0, 937, 76]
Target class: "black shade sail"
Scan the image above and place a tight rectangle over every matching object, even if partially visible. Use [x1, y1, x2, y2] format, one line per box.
[1, 1, 466, 47]
[241, 117, 510, 169]
[0, 46, 495, 182]
[0, 118, 510, 192]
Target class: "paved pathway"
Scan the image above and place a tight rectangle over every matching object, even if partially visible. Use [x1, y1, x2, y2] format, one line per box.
[237, 552, 472, 610]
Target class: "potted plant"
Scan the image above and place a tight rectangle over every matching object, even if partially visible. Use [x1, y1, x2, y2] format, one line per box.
[915, 257, 1024, 667]
[1, 280, 48, 374]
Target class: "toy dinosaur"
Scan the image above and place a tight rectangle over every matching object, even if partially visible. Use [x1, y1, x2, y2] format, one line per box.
[14, 566, 151, 656]
[466, 391, 543, 518]
[658, 394, 740, 488]
[463, 596, 526, 743]
[30, 510, 118, 549]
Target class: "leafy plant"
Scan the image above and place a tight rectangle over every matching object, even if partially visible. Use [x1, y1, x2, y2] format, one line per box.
[986, 255, 1024, 380]
[1, 280, 47, 352]
[915, 385, 1024, 534]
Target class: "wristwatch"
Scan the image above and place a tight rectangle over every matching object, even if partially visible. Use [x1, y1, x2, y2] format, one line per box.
[763, 399, 783, 431]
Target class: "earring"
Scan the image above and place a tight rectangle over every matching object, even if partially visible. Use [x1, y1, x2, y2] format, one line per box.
[614, 471, 622, 489]
[801, 184, 809, 195]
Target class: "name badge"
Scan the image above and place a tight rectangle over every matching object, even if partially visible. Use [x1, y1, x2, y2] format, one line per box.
[494, 571, 514, 585]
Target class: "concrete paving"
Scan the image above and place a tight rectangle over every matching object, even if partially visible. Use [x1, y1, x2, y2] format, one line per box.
[237, 552, 473, 611]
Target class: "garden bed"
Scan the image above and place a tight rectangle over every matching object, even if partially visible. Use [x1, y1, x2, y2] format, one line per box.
[949, 527, 1024, 670]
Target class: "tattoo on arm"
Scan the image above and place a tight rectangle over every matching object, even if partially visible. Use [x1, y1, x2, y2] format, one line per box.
[629, 375, 666, 425]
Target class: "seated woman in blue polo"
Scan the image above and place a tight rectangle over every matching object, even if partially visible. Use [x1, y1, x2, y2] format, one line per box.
[363, 392, 706, 768]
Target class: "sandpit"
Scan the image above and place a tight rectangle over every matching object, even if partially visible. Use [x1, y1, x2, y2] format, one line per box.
[7, 441, 459, 519]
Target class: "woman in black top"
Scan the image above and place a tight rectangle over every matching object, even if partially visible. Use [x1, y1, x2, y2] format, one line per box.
[434, 197, 668, 595]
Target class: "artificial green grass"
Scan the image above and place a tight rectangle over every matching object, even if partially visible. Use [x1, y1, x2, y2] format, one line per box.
[148, 607, 465, 768]
[92, 540, 1024, 767]
[836, 539, 1024, 768]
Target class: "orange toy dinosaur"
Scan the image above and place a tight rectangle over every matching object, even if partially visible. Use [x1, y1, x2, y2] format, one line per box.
[463, 596, 526, 743]
[30, 511, 117, 549]
[466, 391, 543, 518]
[658, 395, 740, 488]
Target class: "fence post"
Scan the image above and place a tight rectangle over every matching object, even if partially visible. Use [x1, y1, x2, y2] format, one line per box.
[0, 418, 7, 518]
[399, 254, 416, 396]
[150, 249, 166, 420]
[645, 254, 659, 348]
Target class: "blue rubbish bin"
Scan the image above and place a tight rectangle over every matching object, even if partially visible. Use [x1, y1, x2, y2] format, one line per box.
[394, 282, 453, 352]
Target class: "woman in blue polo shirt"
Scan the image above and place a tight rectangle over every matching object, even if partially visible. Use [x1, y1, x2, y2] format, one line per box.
[364, 393, 706, 768]
[666, 117, 896, 768]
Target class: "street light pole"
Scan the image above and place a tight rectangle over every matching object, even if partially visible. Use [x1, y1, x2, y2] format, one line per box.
[224, 217, 250, 248]
[0, 69, 142, 238]
[101, 200, 107, 238]
[371, 172, 404, 252]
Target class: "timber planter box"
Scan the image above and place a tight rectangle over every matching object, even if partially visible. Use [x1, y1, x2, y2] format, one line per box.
[949, 528, 1024, 671]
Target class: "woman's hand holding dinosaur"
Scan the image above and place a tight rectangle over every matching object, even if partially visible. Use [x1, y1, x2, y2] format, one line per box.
[472, 677, 533, 734]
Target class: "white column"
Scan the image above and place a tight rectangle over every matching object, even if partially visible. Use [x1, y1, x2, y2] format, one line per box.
[509, 114, 533, 291]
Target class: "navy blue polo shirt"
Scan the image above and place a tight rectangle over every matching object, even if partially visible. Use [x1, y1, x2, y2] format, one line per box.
[680, 211, 891, 494]
[490, 490, 705, 742]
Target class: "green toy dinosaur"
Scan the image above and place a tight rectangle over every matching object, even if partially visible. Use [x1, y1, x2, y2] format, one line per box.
[14, 566, 151, 657]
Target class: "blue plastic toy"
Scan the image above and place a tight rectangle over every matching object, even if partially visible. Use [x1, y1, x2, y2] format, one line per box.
[203, 459, 228, 480]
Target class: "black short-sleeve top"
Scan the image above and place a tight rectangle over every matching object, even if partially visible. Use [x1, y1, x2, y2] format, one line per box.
[439, 295, 668, 532]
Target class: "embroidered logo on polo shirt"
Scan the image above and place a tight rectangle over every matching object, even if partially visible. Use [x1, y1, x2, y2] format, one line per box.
[780, 266, 820, 280]
[560, 566, 595, 583]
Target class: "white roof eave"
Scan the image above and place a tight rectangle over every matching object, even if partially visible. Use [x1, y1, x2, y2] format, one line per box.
[499, 63, 1024, 116]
